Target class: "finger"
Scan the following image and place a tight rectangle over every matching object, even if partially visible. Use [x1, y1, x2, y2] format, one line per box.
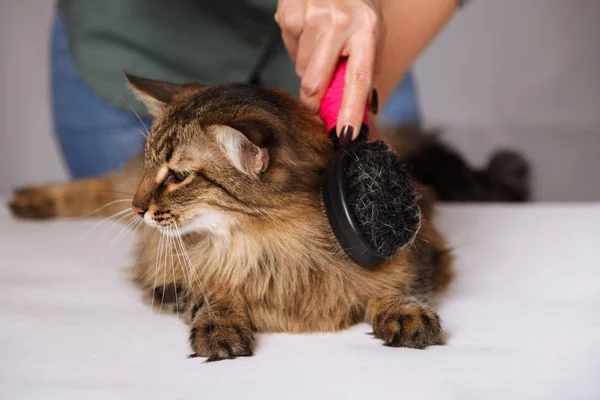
[294, 25, 321, 79]
[337, 34, 376, 142]
[281, 30, 299, 61]
[294, 0, 332, 78]
[274, 2, 305, 37]
[298, 32, 344, 113]
[274, 2, 305, 62]
[373, 17, 386, 84]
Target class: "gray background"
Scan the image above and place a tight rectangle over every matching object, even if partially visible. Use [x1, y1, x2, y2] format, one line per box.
[1, 0, 599, 200]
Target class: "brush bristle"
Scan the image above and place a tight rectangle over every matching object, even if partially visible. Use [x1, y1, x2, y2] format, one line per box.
[344, 141, 421, 258]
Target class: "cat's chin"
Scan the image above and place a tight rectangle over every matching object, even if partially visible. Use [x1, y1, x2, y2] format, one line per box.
[153, 209, 236, 238]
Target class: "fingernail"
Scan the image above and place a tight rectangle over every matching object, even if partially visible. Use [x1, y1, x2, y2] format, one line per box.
[339, 125, 354, 148]
[369, 89, 379, 114]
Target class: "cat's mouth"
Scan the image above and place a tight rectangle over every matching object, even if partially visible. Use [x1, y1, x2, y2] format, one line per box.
[143, 213, 184, 238]
[143, 209, 176, 229]
[144, 208, 235, 238]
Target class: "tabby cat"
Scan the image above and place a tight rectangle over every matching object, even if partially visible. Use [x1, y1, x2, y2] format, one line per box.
[8, 76, 528, 361]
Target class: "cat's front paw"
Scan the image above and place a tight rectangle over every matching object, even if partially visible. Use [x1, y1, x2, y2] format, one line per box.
[8, 186, 57, 219]
[372, 300, 445, 349]
[146, 283, 189, 315]
[189, 316, 255, 362]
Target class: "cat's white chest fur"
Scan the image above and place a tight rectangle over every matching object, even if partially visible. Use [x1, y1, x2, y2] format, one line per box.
[178, 209, 235, 237]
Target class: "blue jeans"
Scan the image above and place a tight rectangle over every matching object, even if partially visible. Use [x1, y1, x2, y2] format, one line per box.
[51, 12, 420, 178]
[51, 12, 150, 178]
[379, 71, 421, 128]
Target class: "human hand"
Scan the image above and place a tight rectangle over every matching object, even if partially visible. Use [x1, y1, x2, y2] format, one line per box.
[275, 0, 384, 145]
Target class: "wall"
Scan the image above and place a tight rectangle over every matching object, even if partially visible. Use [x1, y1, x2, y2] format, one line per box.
[414, 0, 600, 201]
[0, 0, 67, 196]
[0, 0, 599, 200]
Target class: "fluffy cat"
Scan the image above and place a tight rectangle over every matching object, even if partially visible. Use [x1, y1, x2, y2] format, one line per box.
[9, 76, 490, 361]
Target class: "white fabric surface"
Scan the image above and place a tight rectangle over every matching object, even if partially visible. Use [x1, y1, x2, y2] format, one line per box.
[1, 204, 599, 400]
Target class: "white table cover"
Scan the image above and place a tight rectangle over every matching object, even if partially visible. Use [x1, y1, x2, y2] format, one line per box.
[1, 204, 599, 399]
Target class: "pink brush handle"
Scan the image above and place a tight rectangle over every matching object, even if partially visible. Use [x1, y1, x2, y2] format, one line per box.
[319, 59, 369, 133]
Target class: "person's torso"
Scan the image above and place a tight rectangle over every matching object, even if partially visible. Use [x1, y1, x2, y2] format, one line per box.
[59, 0, 298, 115]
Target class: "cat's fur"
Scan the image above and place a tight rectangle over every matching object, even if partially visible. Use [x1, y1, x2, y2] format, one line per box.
[386, 125, 531, 202]
[8, 76, 526, 361]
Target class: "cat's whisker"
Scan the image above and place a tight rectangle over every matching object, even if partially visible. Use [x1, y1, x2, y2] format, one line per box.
[172, 235, 205, 325]
[128, 226, 157, 280]
[99, 213, 142, 264]
[171, 227, 201, 301]
[64, 198, 133, 221]
[150, 229, 165, 316]
[79, 208, 134, 243]
[171, 226, 199, 312]
[96, 127, 144, 136]
[158, 227, 169, 314]
[167, 227, 179, 320]
[173, 228, 202, 290]
[159, 227, 169, 313]
[97, 210, 139, 244]
[90, 212, 138, 262]
[118, 97, 151, 137]
[174, 225, 215, 320]
[160, 226, 175, 314]
[98, 189, 136, 197]
[117, 211, 142, 235]
[134, 128, 148, 139]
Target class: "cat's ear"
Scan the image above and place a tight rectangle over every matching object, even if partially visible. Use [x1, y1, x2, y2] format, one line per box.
[215, 125, 269, 176]
[125, 73, 183, 116]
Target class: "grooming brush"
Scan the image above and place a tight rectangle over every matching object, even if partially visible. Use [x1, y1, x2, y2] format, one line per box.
[320, 60, 421, 269]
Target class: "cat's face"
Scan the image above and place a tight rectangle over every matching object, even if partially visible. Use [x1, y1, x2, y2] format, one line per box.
[127, 75, 333, 237]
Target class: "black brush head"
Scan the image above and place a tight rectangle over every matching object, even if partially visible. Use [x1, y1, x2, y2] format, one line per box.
[322, 126, 421, 269]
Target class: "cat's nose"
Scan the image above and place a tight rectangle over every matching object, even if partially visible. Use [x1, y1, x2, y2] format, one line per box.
[132, 204, 146, 218]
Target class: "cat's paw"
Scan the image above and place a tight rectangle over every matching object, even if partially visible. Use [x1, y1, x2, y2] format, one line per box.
[372, 301, 445, 349]
[189, 316, 255, 362]
[8, 186, 57, 219]
[148, 283, 188, 314]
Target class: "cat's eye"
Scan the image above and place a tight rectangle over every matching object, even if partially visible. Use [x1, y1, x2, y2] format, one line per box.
[167, 170, 189, 184]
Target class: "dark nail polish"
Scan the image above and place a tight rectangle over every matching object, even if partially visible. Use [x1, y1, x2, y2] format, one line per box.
[370, 89, 379, 114]
[339, 125, 354, 148]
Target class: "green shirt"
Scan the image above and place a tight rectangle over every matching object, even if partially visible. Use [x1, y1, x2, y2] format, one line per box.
[58, 0, 299, 117]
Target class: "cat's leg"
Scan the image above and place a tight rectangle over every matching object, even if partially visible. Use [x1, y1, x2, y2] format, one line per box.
[409, 218, 455, 298]
[142, 279, 209, 321]
[188, 295, 256, 361]
[143, 282, 191, 316]
[8, 156, 142, 219]
[367, 293, 445, 349]
[134, 232, 201, 318]
[9, 177, 116, 219]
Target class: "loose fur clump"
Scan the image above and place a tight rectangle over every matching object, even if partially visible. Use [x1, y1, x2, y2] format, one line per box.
[345, 140, 421, 258]
[9, 77, 460, 361]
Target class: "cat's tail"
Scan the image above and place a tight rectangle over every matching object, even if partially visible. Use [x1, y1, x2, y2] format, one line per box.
[384, 125, 531, 202]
